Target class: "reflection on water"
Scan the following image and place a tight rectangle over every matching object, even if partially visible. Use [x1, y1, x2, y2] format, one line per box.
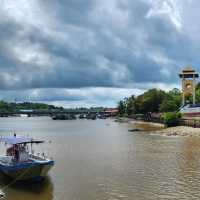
[0, 173, 54, 200]
[175, 137, 200, 200]
[0, 117, 200, 199]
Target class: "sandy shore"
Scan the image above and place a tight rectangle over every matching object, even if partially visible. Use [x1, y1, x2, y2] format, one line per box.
[115, 117, 200, 137]
[152, 126, 200, 137]
[134, 121, 200, 137]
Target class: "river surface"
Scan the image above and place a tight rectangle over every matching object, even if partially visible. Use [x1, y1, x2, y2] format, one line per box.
[0, 117, 200, 200]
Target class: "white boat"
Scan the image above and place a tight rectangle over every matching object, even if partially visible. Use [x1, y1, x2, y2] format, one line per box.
[180, 104, 200, 117]
[0, 135, 54, 181]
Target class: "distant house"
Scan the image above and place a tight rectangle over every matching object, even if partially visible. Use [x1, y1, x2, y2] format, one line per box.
[104, 108, 119, 116]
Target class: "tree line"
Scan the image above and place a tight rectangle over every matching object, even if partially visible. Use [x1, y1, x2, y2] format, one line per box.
[0, 102, 64, 112]
[118, 83, 200, 117]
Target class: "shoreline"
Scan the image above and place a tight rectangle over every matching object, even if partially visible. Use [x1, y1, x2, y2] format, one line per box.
[130, 120, 165, 128]
[135, 120, 200, 137]
[115, 117, 200, 137]
[115, 117, 164, 128]
[152, 126, 200, 137]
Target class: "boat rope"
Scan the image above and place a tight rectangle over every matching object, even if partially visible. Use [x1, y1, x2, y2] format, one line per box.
[0, 165, 32, 199]
[0, 168, 67, 200]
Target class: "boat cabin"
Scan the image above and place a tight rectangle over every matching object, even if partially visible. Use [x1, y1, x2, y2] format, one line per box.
[0, 135, 44, 163]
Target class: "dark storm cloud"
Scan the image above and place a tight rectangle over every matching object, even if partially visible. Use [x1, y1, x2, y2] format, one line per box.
[40, 0, 95, 26]
[0, 0, 199, 105]
[0, 0, 181, 88]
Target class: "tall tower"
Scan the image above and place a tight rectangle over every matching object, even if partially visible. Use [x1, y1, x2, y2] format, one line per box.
[179, 66, 199, 106]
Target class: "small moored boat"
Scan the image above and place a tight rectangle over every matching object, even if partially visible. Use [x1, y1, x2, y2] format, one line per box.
[0, 135, 54, 181]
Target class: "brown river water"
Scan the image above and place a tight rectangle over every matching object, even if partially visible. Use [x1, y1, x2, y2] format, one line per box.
[0, 117, 200, 200]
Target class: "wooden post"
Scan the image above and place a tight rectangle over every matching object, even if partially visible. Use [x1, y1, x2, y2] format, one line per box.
[182, 78, 185, 105]
[193, 74, 196, 105]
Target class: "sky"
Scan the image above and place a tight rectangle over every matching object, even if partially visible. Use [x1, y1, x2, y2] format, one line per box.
[0, 0, 200, 108]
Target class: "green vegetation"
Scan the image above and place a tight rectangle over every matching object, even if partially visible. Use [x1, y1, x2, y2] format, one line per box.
[118, 88, 182, 117]
[163, 112, 182, 127]
[118, 84, 200, 126]
[0, 101, 64, 112]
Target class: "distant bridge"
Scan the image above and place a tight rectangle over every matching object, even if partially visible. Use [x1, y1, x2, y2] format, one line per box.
[0, 110, 116, 117]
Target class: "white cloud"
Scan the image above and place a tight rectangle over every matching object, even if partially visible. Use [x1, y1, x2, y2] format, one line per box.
[146, 0, 183, 30]
[1, 0, 52, 30]
[12, 43, 51, 67]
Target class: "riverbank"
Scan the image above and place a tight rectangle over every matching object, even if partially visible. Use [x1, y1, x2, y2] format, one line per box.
[131, 120, 164, 128]
[151, 126, 200, 137]
[132, 120, 200, 137]
[131, 119, 200, 137]
[115, 117, 164, 130]
[133, 120, 200, 137]
[116, 117, 200, 137]
[115, 117, 164, 126]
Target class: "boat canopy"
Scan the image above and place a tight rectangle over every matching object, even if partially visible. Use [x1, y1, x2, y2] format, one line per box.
[0, 136, 44, 145]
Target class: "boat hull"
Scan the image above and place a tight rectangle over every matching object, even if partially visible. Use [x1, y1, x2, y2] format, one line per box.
[180, 104, 200, 117]
[0, 160, 54, 181]
[182, 112, 200, 117]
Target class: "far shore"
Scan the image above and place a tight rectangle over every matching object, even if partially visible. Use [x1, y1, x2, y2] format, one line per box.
[115, 117, 200, 137]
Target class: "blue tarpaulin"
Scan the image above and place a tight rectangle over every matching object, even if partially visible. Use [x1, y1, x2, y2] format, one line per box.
[0, 136, 43, 145]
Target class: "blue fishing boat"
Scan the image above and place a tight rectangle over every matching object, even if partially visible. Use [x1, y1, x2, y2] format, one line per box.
[0, 135, 54, 181]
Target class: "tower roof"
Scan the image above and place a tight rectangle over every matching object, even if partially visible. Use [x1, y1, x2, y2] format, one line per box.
[179, 66, 199, 78]
[182, 66, 195, 73]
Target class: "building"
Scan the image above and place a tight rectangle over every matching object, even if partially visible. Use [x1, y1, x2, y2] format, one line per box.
[179, 66, 199, 105]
